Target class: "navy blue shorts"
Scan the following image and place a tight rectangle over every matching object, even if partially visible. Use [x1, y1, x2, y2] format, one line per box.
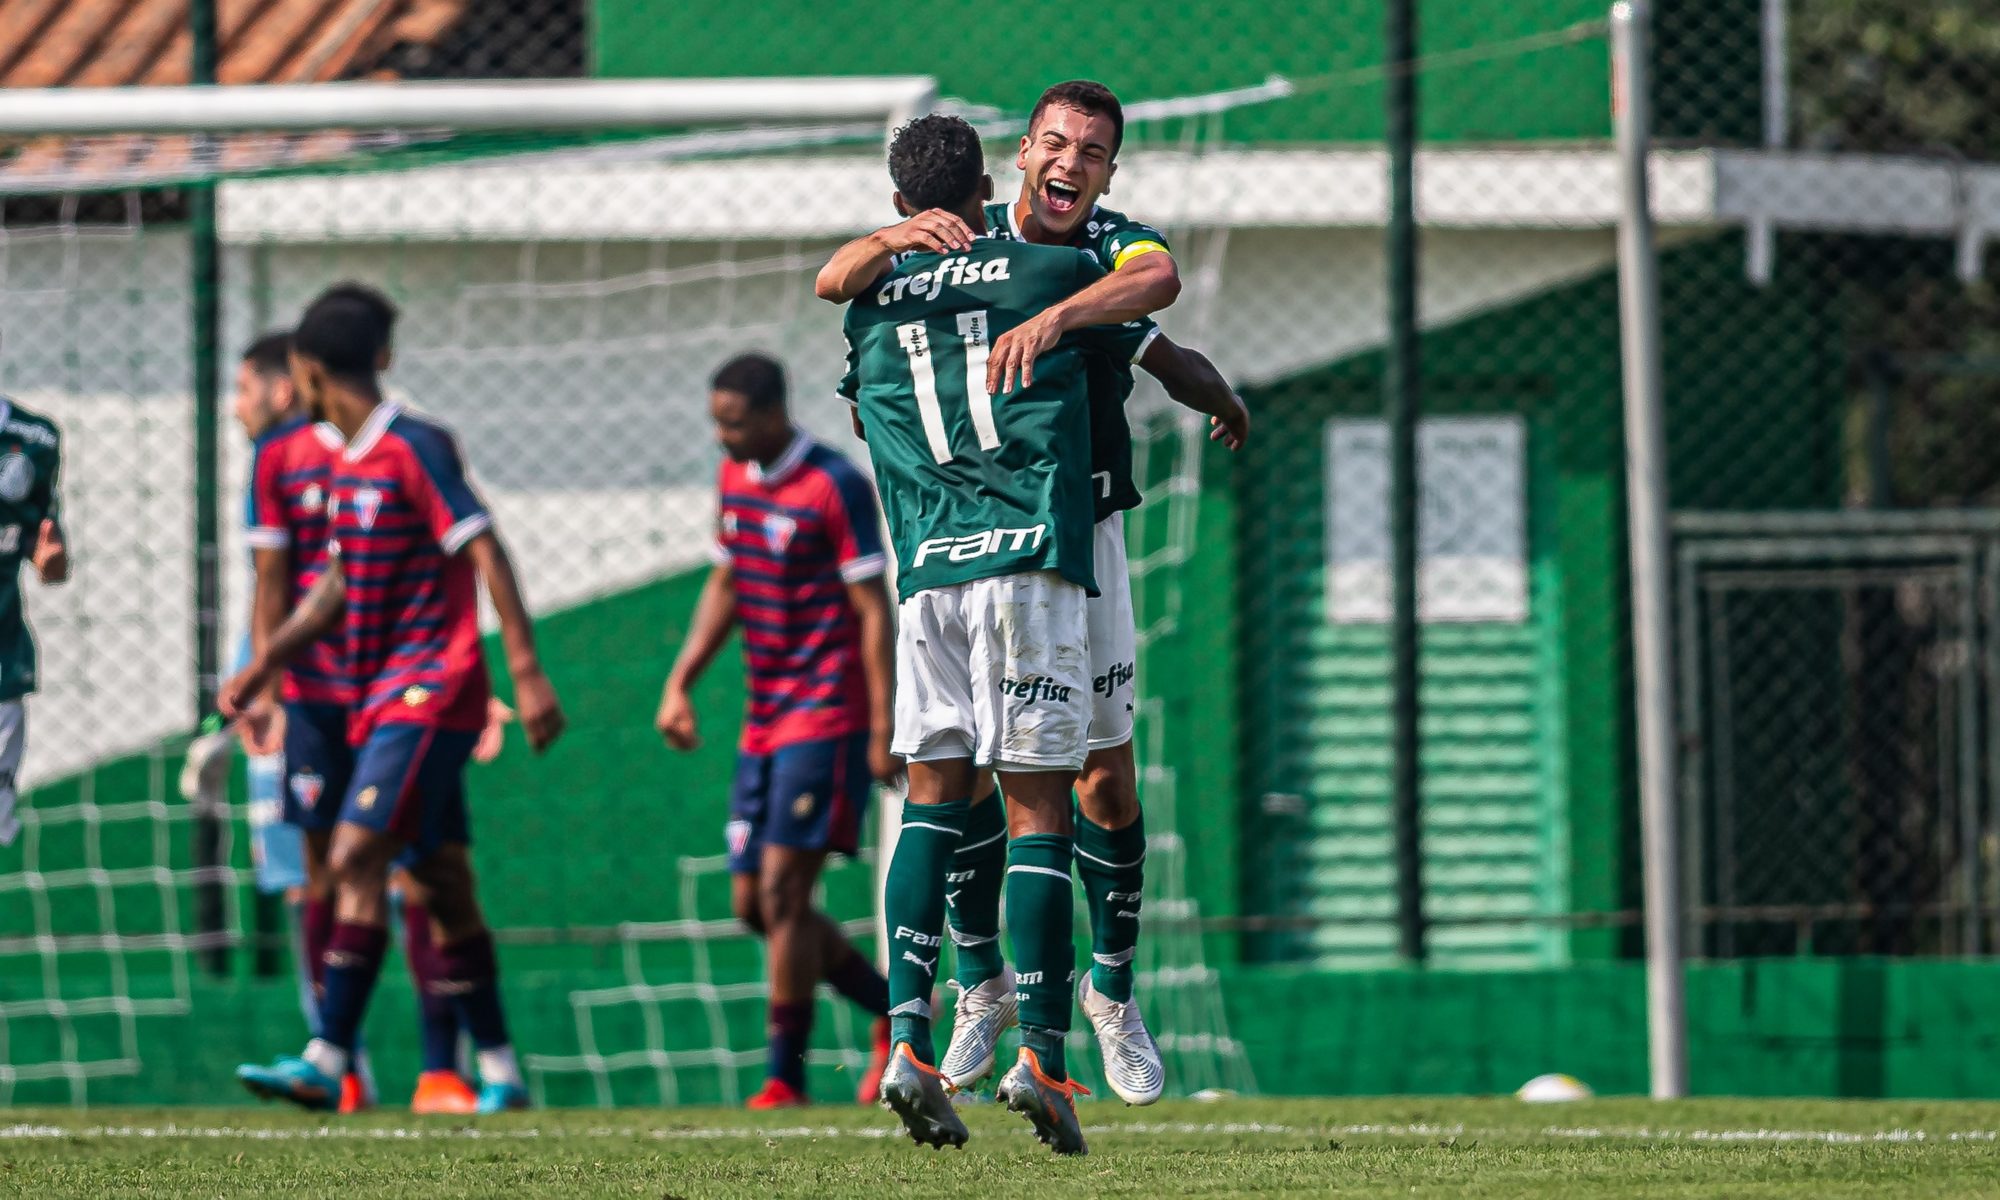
[727, 732, 871, 875]
[281, 702, 352, 835]
[338, 722, 478, 858]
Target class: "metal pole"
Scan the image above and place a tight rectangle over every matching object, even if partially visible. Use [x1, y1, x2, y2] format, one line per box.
[1760, 0, 1788, 149]
[189, 0, 227, 977]
[1611, 0, 1688, 1099]
[1385, 0, 1426, 964]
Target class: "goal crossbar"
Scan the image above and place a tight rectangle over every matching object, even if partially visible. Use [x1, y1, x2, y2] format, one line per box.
[0, 77, 939, 136]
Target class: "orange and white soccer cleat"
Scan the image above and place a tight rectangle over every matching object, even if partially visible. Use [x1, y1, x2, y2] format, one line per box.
[410, 1069, 480, 1115]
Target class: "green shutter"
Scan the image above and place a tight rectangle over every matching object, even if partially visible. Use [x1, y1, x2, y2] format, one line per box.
[1298, 619, 1564, 968]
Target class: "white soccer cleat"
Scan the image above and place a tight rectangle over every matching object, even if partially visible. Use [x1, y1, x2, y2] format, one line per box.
[939, 965, 1018, 1089]
[1078, 972, 1164, 1105]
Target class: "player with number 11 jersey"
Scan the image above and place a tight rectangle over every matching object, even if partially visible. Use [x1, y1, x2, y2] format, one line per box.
[843, 113, 1191, 1159]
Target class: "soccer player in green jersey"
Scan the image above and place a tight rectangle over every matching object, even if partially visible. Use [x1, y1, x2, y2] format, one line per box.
[818, 81, 1248, 1106]
[0, 338, 69, 848]
[845, 113, 1190, 1157]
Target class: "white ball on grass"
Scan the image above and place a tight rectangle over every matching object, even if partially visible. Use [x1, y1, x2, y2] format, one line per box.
[1516, 1073, 1594, 1102]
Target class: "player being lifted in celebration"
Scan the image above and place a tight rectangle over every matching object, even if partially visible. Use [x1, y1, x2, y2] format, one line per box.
[225, 283, 565, 1114]
[817, 80, 1248, 1105]
[0, 329, 68, 848]
[844, 114, 1230, 1156]
[656, 352, 899, 1110]
[233, 318, 485, 1116]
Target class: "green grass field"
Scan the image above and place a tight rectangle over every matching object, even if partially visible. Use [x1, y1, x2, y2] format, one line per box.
[8, 1097, 2000, 1198]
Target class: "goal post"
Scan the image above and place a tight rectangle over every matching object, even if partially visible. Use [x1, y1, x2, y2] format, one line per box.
[0, 78, 940, 135]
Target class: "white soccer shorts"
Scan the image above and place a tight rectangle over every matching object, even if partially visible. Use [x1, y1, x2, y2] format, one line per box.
[892, 570, 1091, 772]
[0, 700, 25, 846]
[1087, 512, 1138, 752]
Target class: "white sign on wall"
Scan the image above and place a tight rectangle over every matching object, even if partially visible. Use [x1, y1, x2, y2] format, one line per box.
[1325, 415, 1528, 624]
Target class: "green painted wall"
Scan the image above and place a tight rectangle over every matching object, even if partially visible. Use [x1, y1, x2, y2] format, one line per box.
[593, 0, 1612, 143]
[1233, 237, 1847, 964]
[1228, 959, 2000, 1100]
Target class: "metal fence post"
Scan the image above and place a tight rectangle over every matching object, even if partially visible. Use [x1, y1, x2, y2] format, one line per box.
[1612, 0, 1688, 1099]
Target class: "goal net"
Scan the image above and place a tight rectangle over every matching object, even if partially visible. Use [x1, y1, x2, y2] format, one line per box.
[0, 78, 1256, 1105]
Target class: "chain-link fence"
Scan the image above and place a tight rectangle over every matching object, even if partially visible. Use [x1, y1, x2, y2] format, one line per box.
[0, 0, 1996, 1104]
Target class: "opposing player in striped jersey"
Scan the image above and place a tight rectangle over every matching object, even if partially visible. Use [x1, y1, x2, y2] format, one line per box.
[226, 283, 565, 1114]
[656, 352, 898, 1110]
[817, 81, 1248, 1106]
[232, 329, 369, 1106]
[0, 330, 68, 848]
[234, 321, 483, 1116]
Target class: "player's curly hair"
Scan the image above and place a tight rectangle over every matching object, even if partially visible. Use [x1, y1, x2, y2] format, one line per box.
[887, 113, 985, 213]
[1030, 80, 1124, 157]
[711, 352, 787, 413]
[316, 280, 398, 344]
[295, 282, 396, 380]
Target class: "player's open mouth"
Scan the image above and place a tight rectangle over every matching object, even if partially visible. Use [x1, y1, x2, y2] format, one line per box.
[1043, 179, 1081, 215]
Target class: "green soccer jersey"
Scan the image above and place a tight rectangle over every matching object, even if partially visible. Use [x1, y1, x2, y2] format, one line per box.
[841, 238, 1157, 602]
[0, 400, 63, 702]
[985, 200, 1173, 522]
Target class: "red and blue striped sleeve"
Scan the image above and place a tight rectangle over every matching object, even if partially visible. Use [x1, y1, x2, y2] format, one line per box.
[819, 459, 886, 583]
[400, 425, 491, 554]
[244, 434, 289, 550]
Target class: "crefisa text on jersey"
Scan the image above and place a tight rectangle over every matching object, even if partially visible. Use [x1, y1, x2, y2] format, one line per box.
[875, 256, 1014, 305]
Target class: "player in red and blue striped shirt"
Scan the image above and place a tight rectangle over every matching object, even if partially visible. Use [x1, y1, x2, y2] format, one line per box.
[237, 328, 372, 1107]
[657, 353, 898, 1110]
[224, 283, 565, 1115]
[241, 314, 488, 1117]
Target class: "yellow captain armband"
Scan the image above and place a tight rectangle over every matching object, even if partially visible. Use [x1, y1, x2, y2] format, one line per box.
[1110, 240, 1170, 270]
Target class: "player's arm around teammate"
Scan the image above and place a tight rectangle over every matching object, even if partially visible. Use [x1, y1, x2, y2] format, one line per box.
[813, 210, 976, 302]
[1138, 334, 1251, 449]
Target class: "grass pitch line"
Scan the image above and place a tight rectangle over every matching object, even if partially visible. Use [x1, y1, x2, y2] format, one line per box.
[9, 1117, 1998, 1147]
[1542, 1125, 2000, 1144]
[0, 1120, 1321, 1143]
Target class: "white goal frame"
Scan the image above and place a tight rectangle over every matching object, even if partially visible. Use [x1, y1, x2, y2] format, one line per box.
[0, 77, 938, 137]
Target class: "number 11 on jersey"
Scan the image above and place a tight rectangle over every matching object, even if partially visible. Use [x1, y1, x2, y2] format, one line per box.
[897, 309, 1001, 465]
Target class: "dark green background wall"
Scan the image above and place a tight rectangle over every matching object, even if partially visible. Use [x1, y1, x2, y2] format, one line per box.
[594, 0, 1613, 142]
[592, 0, 1770, 145]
